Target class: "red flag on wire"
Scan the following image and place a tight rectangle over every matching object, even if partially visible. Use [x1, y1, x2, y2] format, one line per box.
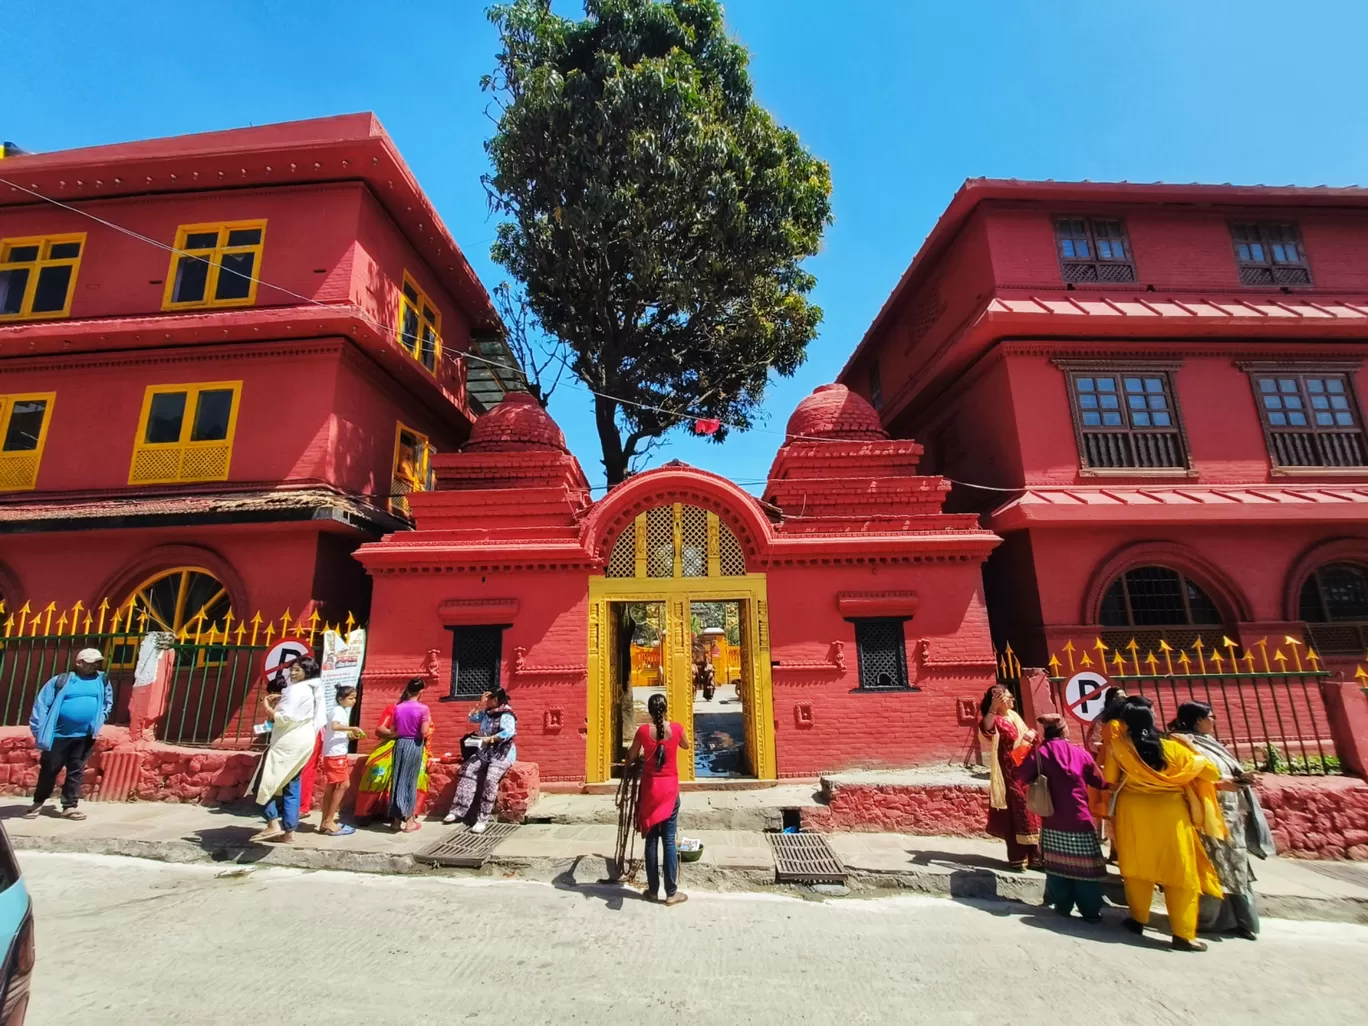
[693, 418, 722, 436]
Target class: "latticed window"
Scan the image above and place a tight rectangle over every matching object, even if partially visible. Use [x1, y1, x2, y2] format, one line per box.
[449, 625, 504, 699]
[852, 619, 910, 690]
[129, 381, 241, 485]
[1067, 371, 1187, 470]
[601, 503, 747, 579]
[1251, 372, 1366, 468]
[1099, 566, 1226, 653]
[0, 392, 55, 492]
[1054, 217, 1135, 283]
[1231, 222, 1311, 286]
[1299, 563, 1368, 655]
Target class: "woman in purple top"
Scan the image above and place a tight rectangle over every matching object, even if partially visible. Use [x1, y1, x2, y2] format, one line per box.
[386, 678, 432, 833]
[1017, 713, 1109, 922]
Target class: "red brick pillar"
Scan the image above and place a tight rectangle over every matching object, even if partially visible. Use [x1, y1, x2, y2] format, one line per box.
[127, 637, 176, 742]
[1019, 667, 1059, 725]
[1321, 678, 1368, 779]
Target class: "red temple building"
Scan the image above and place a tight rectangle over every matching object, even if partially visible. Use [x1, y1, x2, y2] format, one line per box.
[839, 179, 1368, 683]
[357, 385, 1000, 783]
[0, 114, 520, 634]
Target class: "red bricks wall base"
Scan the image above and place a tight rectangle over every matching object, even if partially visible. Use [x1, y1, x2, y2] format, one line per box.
[0, 728, 539, 823]
[803, 779, 991, 837]
[1255, 775, 1368, 861]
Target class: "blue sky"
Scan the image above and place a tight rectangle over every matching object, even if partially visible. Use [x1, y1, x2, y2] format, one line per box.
[7, 0, 1367, 494]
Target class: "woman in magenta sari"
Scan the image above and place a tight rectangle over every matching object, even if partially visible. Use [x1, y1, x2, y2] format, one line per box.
[978, 685, 1041, 870]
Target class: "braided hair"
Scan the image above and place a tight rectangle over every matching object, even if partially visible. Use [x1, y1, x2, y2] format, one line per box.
[1119, 696, 1167, 771]
[647, 692, 669, 770]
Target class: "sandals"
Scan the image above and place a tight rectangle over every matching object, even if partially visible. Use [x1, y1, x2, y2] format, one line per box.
[1172, 937, 1208, 952]
[319, 825, 356, 837]
[21, 806, 42, 820]
[61, 809, 87, 821]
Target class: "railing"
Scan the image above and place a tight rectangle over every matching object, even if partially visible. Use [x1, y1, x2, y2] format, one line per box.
[1269, 429, 1366, 468]
[1082, 430, 1185, 469]
[156, 640, 275, 747]
[0, 613, 146, 726]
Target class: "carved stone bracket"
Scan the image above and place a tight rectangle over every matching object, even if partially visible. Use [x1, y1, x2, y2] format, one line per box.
[773, 641, 847, 682]
[510, 645, 587, 683]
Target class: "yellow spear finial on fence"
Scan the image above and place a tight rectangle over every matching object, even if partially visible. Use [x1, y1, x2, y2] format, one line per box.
[95, 598, 109, 635]
[1273, 648, 1288, 673]
[1144, 651, 1159, 675]
[1047, 653, 1061, 676]
[1357, 665, 1368, 686]
[1112, 651, 1127, 675]
[1222, 635, 1239, 671]
[15, 602, 30, 637]
[1079, 652, 1094, 669]
[344, 611, 356, 633]
[69, 600, 84, 636]
[1158, 639, 1174, 676]
[1177, 650, 1192, 674]
[1126, 638, 1141, 676]
[41, 602, 56, 635]
[1193, 637, 1207, 675]
[1255, 637, 1271, 673]
[1284, 635, 1304, 672]
[1210, 649, 1225, 674]
[249, 612, 263, 647]
[1307, 649, 1321, 671]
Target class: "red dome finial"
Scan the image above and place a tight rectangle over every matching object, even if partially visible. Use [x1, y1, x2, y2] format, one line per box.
[463, 390, 568, 453]
[784, 383, 887, 443]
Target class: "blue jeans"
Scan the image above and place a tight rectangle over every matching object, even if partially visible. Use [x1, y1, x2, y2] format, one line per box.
[262, 771, 302, 832]
[644, 797, 680, 897]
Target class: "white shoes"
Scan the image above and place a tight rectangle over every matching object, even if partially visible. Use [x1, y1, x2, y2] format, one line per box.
[471, 819, 488, 834]
[443, 813, 458, 825]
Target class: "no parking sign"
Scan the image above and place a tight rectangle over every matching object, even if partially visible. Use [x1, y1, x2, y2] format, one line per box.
[262, 639, 311, 686]
[1062, 671, 1110, 723]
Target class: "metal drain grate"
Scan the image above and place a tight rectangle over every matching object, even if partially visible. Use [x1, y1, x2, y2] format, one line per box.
[416, 823, 520, 868]
[767, 832, 847, 885]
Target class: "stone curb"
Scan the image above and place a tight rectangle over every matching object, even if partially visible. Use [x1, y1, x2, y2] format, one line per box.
[14, 833, 1368, 925]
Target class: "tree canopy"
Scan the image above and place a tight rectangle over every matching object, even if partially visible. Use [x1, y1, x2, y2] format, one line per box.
[483, 0, 832, 485]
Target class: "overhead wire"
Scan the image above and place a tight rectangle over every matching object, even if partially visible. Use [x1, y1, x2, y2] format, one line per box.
[0, 174, 1026, 501]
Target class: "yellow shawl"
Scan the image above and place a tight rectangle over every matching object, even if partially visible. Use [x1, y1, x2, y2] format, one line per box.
[980, 710, 1031, 810]
[1108, 734, 1228, 841]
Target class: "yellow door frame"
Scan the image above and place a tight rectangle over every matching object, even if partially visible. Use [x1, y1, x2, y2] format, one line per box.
[586, 574, 775, 783]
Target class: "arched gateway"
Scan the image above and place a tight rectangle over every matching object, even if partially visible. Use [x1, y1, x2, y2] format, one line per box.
[357, 385, 1001, 788]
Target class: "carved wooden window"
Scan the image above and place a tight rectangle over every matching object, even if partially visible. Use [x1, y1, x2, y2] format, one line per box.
[1066, 370, 1187, 470]
[851, 618, 910, 691]
[1249, 371, 1367, 468]
[1054, 217, 1134, 283]
[1098, 566, 1225, 653]
[1231, 222, 1311, 286]
[1299, 563, 1368, 656]
[448, 625, 504, 699]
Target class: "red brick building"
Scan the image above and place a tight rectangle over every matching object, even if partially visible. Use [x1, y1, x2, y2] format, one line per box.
[356, 384, 999, 783]
[0, 114, 520, 632]
[839, 180, 1368, 682]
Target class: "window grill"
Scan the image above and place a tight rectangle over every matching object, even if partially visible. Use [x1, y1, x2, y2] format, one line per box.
[680, 505, 709, 577]
[645, 506, 674, 578]
[449, 626, 503, 699]
[1099, 567, 1225, 653]
[1054, 217, 1135, 283]
[1067, 371, 1186, 470]
[1251, 373, 1367, 468]
[1299, 563, 1368, 655]
[605, 520, 638, 578]
[607, 504, 747, 579]
[718, 522, 747, 576]
[853, 619, 910, 690]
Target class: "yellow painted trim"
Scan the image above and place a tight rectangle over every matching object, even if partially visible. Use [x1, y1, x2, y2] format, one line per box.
[160, 221, 267, 311]
[0, 233, 86, 321]
[0, 391, 57, 492]
[395, 272, 443, 376]
[585, 572, 775, 783]
[390, 421, 432, 515]
[128, 380, 243, 485]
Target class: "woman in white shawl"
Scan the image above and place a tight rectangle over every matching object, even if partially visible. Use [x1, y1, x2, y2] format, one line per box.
[253, 656, 325, 843]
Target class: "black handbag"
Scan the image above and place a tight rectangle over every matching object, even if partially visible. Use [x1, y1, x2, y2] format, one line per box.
[460, 732, 482, 761]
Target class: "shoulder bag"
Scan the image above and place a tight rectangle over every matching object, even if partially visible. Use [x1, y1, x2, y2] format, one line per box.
[1026, 748, 1054, 817]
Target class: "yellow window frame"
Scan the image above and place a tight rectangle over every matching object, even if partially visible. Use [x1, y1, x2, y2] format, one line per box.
[161, 220, 267, 311]
[390, 422, 433, 515]
[0, 233, 86, 320]
[0, 391, 56, 492]
[128, 380, 243, 485]
[395, 273, 443, 374]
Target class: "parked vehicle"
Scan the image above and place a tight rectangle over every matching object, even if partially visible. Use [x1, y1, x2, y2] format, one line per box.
[0, 824, 33, 1025]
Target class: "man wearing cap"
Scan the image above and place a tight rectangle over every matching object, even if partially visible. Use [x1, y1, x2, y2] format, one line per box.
[24, 648, 114, 820]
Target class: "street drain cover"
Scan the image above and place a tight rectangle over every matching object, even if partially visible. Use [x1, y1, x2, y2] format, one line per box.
[416, 823, 519, 868]
[767, 832, 847, 885]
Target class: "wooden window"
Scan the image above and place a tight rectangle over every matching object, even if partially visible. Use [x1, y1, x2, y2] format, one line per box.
[0, 235, 84, 320]
[1098, 566, 1226, 653]
[1054, 217, 1134, 283]
[1250, 371, 1367, 468]
[390, 423, 433, 516]
[447, 625, 504, 699]
[129, 381, 242, 484]
[851, 618, 911, 691]
[0, 392, 55, 492]
[397, 274, 442, 373]
[1230, 222, 1310, 286]
[1066, 370, 1187, 470]
[162, 222, 266, 309]
[1300, 563, 1368, 655]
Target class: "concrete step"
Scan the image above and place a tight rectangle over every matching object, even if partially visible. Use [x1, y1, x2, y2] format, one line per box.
[525, 783, 825, 831]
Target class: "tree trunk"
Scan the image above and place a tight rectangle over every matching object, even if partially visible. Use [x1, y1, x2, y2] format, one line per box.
[595, 394, 630, 487]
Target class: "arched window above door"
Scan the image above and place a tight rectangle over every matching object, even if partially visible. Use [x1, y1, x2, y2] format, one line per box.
[604, 503, 747, 579]
[120, 566, 233, 638]
[1299, 562, 1368, 655]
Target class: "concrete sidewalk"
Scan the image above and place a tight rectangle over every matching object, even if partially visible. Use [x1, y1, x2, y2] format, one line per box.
[5, 796, 1368, 924]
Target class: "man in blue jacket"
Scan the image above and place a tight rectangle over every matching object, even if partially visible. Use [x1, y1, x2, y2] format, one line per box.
[25, 648, 114, 821]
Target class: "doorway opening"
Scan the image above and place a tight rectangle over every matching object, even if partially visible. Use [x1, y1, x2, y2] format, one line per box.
[612, 601, 665, 776]
[690, 599, 751, 778]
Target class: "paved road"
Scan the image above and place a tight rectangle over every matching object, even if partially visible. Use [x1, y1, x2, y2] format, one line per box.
[21, 852, 1368, 1025]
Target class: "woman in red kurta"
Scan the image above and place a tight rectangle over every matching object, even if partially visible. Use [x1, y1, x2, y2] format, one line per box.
[626, 693, 691, 906]
[978, 685, 1041, 870]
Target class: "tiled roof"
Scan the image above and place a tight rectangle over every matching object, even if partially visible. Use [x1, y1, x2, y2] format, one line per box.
[988, 484, 1368, 530]
[985, 294, 1368, 322]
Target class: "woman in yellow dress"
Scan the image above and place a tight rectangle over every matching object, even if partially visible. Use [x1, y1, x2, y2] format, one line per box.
[1105, 697, 1226, 951]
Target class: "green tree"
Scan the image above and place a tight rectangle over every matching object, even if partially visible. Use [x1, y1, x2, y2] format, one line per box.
[483, 0, 832, 485]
